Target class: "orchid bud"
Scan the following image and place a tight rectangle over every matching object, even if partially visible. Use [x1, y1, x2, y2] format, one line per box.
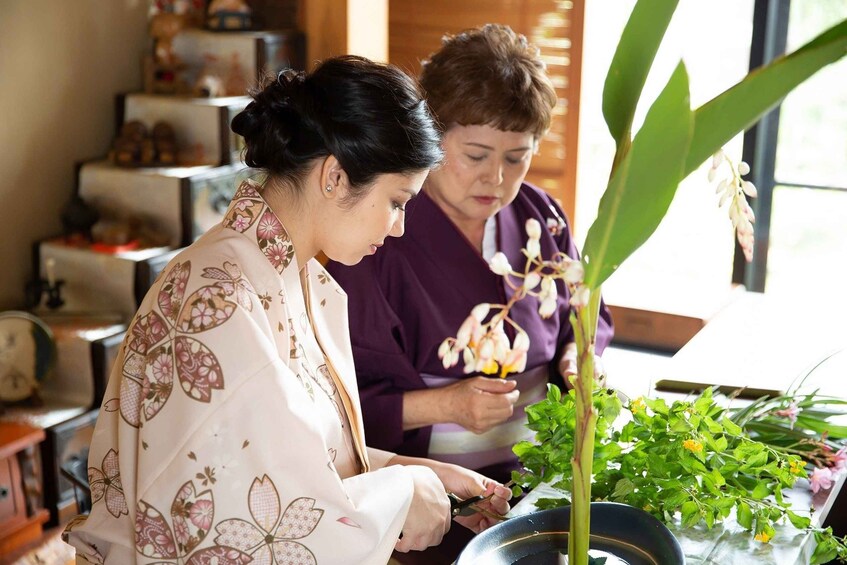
[738, 161, 750, 175]
[563, 260, 585, 285]
[570, 285, 590, 308]
[463, 348, 475, 373]
[523, 272, 541, 291]
[539, 295, 557, 318]
[455, 316, 475, 349]
[479, 338, 494, 361]
[437, 339, 451, 360]
[471, 303, 490, 322]
[526, 238, 541, 260]
[489, 252, 513, 276]
[711, 149, 724, 169]
[741, 180, 757, 198]
[525, 218, 542, 240]
[513, 330, 530, 352]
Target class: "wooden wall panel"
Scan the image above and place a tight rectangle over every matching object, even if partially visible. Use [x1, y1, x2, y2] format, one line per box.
[388, 0, 584, 220]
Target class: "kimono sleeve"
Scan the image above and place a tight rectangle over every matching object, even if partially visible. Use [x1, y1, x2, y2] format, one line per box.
[134, 354, 416, 565]
[327, 258, 431, 458]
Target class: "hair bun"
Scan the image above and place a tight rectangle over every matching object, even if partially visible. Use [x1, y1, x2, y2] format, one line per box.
[231, 69, 314, 170]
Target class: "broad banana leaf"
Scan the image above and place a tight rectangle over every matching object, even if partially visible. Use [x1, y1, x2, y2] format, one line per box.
[583, 63, 693, 288]
[603, 0, 679, 148]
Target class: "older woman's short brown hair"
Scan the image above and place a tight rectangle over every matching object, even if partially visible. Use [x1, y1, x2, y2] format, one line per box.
[419, 24, 557, 138]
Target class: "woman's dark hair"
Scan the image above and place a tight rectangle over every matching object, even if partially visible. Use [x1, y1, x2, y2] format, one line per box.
[420, 24, 557, 138]
[231, 55, 442, 201]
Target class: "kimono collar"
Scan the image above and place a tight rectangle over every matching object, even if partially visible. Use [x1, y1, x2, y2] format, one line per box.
[405, 190, 529, 304]
[222, 178, 300, 275]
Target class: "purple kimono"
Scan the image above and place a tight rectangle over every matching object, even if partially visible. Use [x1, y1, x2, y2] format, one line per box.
[327, 183, 613, 481]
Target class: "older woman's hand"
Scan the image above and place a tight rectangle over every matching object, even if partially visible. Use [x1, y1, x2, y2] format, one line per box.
[559, 342, 606, 389]
[442, 376, 520, 434]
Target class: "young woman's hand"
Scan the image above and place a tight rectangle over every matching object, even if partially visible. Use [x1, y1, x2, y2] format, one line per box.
[389, 456, 512, 534]
[395, 465, 452, 553]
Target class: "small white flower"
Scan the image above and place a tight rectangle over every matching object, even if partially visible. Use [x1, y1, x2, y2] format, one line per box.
[479, 338, 494, 362]
[463, 348, 475, 373]
[526, 238, 541, 260]
[489, 252, 513, 276]
[471, 303, 490, 322]
[707, 168, 717, 183]
[539, 295, 558, 318]
[523, 272, 541, 291]
[741, 180, 757, 198]
[455, 316, 475, 349]
[563, 260, 585, 285]
[738, 161, 751, 175]
[513, 330, 530, 352]
[437, 339, 451, 360]
[570, 285, 590, 308]
[711, 149, 724, 169]
[525, 218, 542, 240]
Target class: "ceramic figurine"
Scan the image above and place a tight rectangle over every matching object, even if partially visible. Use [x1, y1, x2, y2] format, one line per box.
[207, 0, 252, 30]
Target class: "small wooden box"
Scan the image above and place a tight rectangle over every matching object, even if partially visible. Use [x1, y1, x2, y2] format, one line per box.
[38, 316, 127, 410]
[0, 422, 49, 554]
[173, 28, 306, 82]
[35, 238, 181, 321]
[78, 160, 251, 247]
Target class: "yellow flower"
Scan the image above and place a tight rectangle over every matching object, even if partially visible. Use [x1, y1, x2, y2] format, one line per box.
[789, 460, 804, 475]
[480, 358, 499, 375]
[683, 439, 703, 453]
[630, 397, 646, 414]
[754, 531, 771, 544]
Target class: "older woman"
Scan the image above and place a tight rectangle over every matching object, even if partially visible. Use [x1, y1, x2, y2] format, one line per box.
[327, 25, 614, 490]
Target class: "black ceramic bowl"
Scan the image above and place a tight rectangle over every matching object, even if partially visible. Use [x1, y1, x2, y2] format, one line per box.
[456, 502, 685, 565]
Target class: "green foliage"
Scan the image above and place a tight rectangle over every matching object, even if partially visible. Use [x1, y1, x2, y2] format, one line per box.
[513, 386, 847, 562]
[602, 0, 679, 148]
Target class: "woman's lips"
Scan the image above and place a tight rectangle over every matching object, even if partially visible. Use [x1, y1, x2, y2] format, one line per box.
[473, 196, 498, 205]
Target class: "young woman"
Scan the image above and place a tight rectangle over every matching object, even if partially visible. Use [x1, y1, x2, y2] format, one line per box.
[64, 56, 511, 565]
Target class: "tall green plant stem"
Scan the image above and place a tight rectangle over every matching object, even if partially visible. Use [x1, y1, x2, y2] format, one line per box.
[569, 289, 602, 565]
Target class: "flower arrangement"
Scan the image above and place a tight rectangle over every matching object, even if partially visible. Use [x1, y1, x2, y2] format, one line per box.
[438, 2, 847, 563]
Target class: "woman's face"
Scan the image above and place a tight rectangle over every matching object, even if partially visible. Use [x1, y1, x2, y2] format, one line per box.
[425, 124, 535, 227]
[324, 170, 429, 265]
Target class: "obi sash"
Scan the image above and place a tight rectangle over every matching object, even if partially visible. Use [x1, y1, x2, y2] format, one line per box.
[421, 365, 549, 470]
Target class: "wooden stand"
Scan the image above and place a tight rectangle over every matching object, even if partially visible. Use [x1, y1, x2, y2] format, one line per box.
[0, 422, 50, 556]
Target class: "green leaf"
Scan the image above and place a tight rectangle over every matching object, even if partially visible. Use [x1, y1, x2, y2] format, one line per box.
[681, 500, 701, 528]
[786, 510, 811, 530]
[602, 0, 679, 146]
[683, 19, 847, 178]
[612, 477, 635, 500]
[583, 62, 693, 288]
[737, 502, 754, 530]
[752, 481, 772, 500]
[721, 416, 743, 436]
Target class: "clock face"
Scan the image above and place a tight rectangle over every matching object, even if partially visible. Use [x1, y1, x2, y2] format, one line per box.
[0, 312, 55, 404]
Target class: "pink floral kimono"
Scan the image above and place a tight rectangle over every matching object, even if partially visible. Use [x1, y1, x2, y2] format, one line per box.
[64, 179, 416, 564]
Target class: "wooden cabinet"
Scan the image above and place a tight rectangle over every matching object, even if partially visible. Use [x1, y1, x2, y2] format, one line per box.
[0, 422, 49, 556]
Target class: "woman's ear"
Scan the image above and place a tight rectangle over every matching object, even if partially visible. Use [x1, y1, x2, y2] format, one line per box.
[320, 155, 351, 200]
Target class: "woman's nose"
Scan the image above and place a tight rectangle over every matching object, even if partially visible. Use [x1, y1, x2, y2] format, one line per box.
[483, 160, 504, 185]
[389, 214, 405, 238]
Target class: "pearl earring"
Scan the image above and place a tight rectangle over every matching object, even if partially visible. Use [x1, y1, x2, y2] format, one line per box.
[325, 185, 333, 192]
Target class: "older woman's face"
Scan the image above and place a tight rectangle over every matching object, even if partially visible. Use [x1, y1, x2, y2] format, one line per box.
[424, 124, 534, 226]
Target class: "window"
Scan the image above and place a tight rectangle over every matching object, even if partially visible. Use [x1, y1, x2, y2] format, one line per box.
[575, 0, 755, 343]
[740, 1, 847, 313]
